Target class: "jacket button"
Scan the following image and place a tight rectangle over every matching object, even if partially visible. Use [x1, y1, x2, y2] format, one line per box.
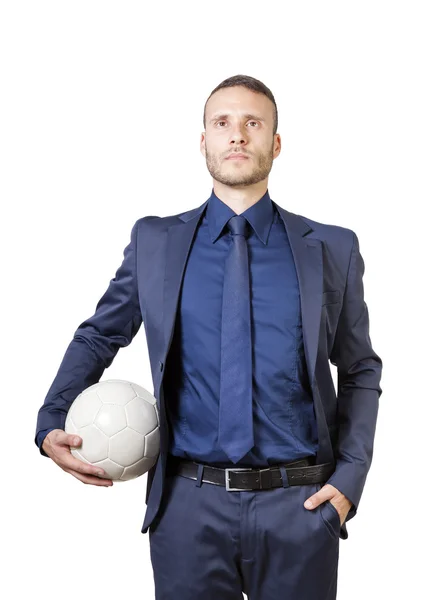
[159, 361, 164, 372]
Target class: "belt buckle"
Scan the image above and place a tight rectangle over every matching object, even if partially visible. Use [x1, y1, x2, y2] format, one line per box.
[225, 467, 252, 491]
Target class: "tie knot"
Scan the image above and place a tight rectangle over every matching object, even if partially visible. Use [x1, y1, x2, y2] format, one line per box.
[227, 215, 250, 239]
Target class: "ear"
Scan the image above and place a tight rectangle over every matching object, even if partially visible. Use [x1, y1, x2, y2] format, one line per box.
[200, 132, 206, 157]
[273, 133, 282, 159]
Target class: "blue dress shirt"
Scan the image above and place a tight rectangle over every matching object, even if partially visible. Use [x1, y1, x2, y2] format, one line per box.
[163, 188, 318, 467]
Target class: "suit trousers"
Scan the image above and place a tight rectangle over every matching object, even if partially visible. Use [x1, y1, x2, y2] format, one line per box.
[148, 462, 341, 600]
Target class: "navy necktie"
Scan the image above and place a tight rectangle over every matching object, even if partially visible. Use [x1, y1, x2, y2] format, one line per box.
[218, 215, 255, 463]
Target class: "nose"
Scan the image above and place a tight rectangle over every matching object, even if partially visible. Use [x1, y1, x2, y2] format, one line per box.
[229, 123, 248, 145]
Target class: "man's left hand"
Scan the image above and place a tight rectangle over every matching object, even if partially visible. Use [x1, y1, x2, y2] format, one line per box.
[304, 484, 353, 526]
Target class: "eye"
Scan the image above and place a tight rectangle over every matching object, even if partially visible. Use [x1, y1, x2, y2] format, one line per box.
[216, 120, 259, 127]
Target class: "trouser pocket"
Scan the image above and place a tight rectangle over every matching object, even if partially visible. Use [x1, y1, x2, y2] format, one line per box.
[315, 483, 341, 540]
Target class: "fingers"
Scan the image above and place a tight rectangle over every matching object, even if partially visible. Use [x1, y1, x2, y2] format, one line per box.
[48, 430, 112, 482]
[60, 443, 111, 478]
[60, 449, 108, 479]
[57, 431, 82, 448]
[43, 430, 80, 454]
[67, 468, 114, 487]
[304, 484, 336, 509]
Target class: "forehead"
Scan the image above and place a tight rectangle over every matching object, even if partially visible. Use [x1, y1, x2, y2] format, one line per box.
[206, 86, 272, 121]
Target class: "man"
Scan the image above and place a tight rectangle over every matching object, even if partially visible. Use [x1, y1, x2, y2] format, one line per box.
[35, 74, 383, 599]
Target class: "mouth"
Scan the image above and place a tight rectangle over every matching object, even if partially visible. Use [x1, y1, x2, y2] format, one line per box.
[226, 154, 249, 160]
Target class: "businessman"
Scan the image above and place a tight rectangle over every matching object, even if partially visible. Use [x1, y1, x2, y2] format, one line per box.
[35, 74, 383, 599]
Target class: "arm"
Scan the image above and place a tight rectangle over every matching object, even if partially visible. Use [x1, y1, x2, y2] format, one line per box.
[34, 219, 143, 457]
[326, 231, 383, 522]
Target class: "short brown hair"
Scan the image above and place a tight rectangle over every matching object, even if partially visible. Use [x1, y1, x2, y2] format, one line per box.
[203, 74, 278, 135]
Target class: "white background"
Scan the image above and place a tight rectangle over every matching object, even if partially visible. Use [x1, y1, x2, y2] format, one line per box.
[2, 1, 427, 598]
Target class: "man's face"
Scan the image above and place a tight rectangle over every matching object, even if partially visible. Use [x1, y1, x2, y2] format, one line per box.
[201, 86, 281, 187]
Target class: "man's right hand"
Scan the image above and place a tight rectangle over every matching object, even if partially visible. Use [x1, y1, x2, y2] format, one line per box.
[42, 429, 113, 487]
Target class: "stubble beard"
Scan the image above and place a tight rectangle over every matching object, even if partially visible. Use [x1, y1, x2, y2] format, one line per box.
[205, 142, 274, 188]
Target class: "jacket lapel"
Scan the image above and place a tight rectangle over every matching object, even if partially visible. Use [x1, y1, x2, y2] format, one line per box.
[273, 202, 324, 389]
[274, 204, 332, 464]
[162, 201, 209, 375]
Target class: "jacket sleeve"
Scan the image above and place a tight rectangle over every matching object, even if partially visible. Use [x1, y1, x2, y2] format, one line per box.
[34, 219, 143, 457]
[326, 231, 383, 522]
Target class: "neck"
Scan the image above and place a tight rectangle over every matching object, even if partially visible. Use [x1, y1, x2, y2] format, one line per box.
[212, 180, 268, 215]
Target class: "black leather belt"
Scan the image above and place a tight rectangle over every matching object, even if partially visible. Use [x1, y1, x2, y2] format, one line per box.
[166, 454, 335, 491]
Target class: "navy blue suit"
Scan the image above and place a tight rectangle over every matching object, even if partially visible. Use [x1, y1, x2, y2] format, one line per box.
[35, 189, 382, 599]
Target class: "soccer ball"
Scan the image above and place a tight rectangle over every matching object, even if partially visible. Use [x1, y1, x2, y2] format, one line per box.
[64, 379, 160, 482]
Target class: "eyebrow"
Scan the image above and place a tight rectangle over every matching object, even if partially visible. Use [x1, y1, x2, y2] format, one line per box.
[209, 113, 266, 124]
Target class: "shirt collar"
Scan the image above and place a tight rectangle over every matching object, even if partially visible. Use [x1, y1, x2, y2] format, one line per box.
[206, 188, 275, 245]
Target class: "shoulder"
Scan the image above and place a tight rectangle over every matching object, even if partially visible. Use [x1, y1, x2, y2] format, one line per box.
[298, 213, 356, 245]
[134, 203, 199, 232]
[133, 212, 181, 234]
[275, 202, 357, 249]
[274, 203, 358, 271]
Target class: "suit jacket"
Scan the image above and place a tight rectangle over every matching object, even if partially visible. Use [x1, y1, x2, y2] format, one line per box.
[35, 198, 383, 541]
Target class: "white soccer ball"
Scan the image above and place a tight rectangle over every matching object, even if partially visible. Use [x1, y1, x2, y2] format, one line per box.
[64, 379, 160, 482]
